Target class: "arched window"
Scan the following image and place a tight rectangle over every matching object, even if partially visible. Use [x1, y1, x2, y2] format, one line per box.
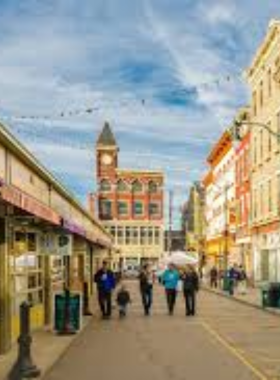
[148, 181, 159, 193]
[117, 179, 128, 193]
[132, 180, 143, 193]
[100, 179, 111, 192]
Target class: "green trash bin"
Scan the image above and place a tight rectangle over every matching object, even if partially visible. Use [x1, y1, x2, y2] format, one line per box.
[261, 288, 270, 308]
[223, 277, 230, 292]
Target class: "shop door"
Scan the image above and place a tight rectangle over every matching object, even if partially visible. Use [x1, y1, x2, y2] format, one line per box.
[261, 250, 269, 282]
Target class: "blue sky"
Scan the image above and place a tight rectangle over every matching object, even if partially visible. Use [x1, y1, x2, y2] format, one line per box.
[0, 0, 279, 227]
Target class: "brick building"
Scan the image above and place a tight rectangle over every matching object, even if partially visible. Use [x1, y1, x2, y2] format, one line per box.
[95, 122, 165, 269]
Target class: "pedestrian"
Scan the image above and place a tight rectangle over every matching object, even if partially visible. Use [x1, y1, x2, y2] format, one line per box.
[116, 284, 131, 318]
[237, 265, 247, 295]
[94, 261, 116, 319]
[162, 263, 180, 315]
[182, 265, 199, 316]
[210, 266, 218, 288]
[139, 263, 153, 316]
[228, 265, 238, 296]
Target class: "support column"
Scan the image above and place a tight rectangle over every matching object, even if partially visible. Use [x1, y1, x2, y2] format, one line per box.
[0, 209, 12, 354]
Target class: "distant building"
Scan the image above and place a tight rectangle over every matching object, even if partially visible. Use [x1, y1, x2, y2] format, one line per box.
[95, 122, 165, 269]
[164, 230, 185, 252]
[182, 182, 205, 256]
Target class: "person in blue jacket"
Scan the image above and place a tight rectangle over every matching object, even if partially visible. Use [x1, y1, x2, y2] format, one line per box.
[162, 263, 180, 315]
[94, 261, 116, 319]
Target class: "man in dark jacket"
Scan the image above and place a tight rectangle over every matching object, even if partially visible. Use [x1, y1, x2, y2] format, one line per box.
[139, 264, 153, 316]
[182, 265, 199, 316]
[94, 261, 116, 319]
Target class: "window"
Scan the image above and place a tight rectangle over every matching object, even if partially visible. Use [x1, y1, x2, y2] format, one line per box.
[268, 180, 272, 213]
[267, 123, 272, 154]
[117, 227, 124, 245]
[140, 227, 147, 245]
[132, 180, 143, 193]
[148, 227, 153, 245]
[259, 81, 264, 108]
[254, 136, 257, 165]
[125, 227, 131, 244]
[260, 185, 264, 217]
[117, 180, 128, 193]
[260, 130, 264, 161]
[149, 203, 160, 216]
[155, 228, 160, 245]
[118, 201, 128, 216]
[148, 181, 158, 193]
[132, 227, 138, 244]
[134, 201, 143, 216]
[253, 189, 257, 220]
[100, 199, 112, 219]
[268, 68, 272, 97]
[100, 179, 111, 192]
[253, 91, 257, 116]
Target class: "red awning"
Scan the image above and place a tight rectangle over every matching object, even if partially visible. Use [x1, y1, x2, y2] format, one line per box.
[0, 184, 61, 226]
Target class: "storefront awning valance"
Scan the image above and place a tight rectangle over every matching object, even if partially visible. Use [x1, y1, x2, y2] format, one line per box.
[0, 183, 61, 226]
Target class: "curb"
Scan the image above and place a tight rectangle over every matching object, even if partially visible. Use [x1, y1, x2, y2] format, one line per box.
[203, 286, 280, 317]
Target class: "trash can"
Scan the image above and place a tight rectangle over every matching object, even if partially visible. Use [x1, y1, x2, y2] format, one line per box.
[262, 283, 280, 308]
[269, 283, 280, 308]
[223, 276, 230, 292]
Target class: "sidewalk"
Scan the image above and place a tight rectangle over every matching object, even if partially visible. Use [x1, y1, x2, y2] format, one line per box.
[0, 295, 99, 380]
[204, 283, 280, 316]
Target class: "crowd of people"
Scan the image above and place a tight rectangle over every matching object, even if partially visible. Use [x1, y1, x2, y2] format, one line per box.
[94, 261, 200, 320]
[209, 264, 247, 295]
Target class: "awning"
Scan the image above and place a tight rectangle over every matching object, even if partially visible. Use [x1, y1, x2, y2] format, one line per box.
[0, 183, 61, 226]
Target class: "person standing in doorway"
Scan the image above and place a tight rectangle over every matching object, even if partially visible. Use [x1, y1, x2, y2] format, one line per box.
[210, 266, 218, 288]
[94, 261, 116, 319]
[182, 265, 199, 316]
[139, 263, 153, 316]
[162, 263, 180, 315]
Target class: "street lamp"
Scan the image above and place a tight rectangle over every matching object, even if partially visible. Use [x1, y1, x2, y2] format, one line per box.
[229, 119, 280, 143]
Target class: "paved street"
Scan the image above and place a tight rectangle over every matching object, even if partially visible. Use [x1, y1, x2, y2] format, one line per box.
[43, 282, 280, 380]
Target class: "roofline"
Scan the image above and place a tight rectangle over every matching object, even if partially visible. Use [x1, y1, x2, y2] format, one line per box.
[0, 121, 109, 236]
[116, 169, 164, 176]
[245, 19, 280, 81]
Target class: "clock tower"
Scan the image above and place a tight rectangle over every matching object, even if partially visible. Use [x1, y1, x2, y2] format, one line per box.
[96, 121, 119, 178]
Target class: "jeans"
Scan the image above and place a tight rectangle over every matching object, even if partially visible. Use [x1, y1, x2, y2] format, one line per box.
[98, 290, 112, 317]
[184, 290, 196, 315]
[165, 289, 177, 315]
[141, 286, 153, 315]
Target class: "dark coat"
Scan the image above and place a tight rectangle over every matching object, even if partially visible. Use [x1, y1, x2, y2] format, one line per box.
[139, 270, 153, 291]
[182, 271, 199, 292]
[116, 290, 131, 306]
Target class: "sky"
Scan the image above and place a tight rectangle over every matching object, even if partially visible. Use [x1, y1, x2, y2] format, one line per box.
[0, 0, 279, 227]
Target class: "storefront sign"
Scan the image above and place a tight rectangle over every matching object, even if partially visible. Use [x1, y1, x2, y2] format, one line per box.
[62, 219, 87, 237]
[1, 184, 61, 225]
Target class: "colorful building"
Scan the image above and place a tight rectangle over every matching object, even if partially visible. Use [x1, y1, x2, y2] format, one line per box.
[245, 19, 280, 283]
[234, 108, 252, 278]
[95, 122, 164, 269]
[204, 131, 236, 270]
[0, 122, 111, 354]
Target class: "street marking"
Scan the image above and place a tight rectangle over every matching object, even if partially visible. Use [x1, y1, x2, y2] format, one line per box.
[201, 320, 268, 380]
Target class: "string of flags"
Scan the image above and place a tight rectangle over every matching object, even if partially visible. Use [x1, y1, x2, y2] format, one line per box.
[0, 71, 242, 122]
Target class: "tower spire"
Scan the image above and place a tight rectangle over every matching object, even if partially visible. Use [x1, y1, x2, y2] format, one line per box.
[96, 121, 117, 147]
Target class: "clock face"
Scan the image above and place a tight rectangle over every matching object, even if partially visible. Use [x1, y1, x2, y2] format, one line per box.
[101, 153, 113, 165]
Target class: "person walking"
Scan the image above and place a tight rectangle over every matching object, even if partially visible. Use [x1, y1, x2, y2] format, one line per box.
[210, 266, 218, 288]
[94, 261, 116, 319]
[162, 263, 180, 315]
[139, 263, 153, 316]
[116, 284, 131, 318]
[182, 265, 199, 316]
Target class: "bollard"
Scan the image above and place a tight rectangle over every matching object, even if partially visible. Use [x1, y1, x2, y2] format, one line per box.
[83, 282, 92, 316]
[8, 302, 40, 380]
[58, 289, 76, 335]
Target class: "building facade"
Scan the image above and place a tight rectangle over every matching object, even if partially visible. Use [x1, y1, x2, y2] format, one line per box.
[0, 122, 111, 354]
[204, 131, 236, 270]
[235, 108, 252, 277]
[182, 182, 205, 255]
[96, 122, 164, 269]
[245, 19, 280, 283]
